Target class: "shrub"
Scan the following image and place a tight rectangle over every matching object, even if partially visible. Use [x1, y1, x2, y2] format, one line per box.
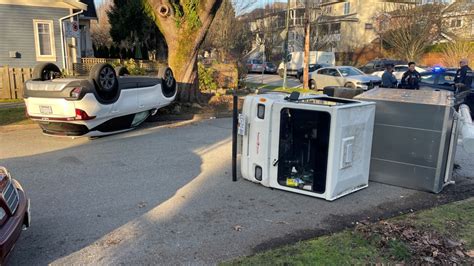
[198, 63, 218, 92]
[124, 58, 146, 75]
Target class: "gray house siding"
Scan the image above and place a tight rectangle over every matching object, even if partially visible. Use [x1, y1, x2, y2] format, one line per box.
[0, 5, 69, 68]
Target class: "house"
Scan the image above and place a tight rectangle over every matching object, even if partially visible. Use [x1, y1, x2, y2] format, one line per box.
[0, 0, 97, 70]
[442, 0, 474, 41]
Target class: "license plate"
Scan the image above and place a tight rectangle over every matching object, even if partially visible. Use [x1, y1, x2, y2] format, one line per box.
[238, 114, 247, 136]
[39, 105, 52, 115]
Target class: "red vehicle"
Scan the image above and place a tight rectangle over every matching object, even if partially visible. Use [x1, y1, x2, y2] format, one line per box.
[0, 167, 30, 263]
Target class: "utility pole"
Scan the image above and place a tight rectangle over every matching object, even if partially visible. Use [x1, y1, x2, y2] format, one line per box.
[303, 0, 310, 90]
[282, 0, 291, 89]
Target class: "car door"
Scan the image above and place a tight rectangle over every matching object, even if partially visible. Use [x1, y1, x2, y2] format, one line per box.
[328, 68, 344, 86]
[314, 68, 330, 88]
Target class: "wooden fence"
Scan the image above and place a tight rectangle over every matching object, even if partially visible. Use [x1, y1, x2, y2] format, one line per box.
[0, 66, 33, 99]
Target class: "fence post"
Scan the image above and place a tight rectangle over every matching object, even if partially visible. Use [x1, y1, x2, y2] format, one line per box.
[4, 65, 13, 99]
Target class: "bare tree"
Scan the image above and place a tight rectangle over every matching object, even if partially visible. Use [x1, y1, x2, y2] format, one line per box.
[381, 3, 444, 62]
[441, 40, 474, 67]
[91, 0, 113, 48]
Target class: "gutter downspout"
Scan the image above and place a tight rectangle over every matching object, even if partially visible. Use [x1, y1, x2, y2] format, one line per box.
[59, 10, 84, 73]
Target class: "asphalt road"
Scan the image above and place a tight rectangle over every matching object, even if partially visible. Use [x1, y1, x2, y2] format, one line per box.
[246, 74, 302, 88]
[1, 119, 474, 265]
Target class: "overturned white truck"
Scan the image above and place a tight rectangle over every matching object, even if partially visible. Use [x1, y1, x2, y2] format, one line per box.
[236, 93, 376, 201]
[233, 89, 474, 201]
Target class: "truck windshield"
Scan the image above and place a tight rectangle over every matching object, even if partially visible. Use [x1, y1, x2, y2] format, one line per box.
[339, 67, 364, 77]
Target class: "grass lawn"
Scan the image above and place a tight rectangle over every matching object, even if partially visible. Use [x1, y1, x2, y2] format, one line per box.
[0, 107, 32, 126]
[223, 198, 474, 265]
[0, 98, 23, 103]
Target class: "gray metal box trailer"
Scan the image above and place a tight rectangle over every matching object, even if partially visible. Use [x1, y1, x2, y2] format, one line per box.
[355, 88, 459, 193]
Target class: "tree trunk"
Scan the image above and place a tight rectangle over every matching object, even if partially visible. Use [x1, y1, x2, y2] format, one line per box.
[145, 0, 223, 103]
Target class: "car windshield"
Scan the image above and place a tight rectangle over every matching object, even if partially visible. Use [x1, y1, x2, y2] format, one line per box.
[253, 59, 263, 64]
[338, 67, 364, 77]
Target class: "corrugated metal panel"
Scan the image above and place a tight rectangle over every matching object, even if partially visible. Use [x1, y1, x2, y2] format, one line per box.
[0, 5, 68, 68]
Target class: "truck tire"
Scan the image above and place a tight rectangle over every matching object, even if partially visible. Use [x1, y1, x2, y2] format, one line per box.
[90, 63, 119, 100]
[32, 63, 61, 81]
[278, 69, 284, 78]
[158, 67, 177, 98]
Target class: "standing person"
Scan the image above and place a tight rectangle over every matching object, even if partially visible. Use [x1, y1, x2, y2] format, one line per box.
[401, 62, 421, 90]
[454, 58, 473, 90]
[381, 64, 398, 88]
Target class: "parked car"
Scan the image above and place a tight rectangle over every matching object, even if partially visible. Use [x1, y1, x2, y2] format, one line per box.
[372, 65, 426, 80]
[309, 66, 381, 91]
[296, 63, 331, 83]
[24, 62, 177, 137]
[0, 166, 30, 264]
[246, 59, 265, 73]
[360, 59, 407, 74]
[264, 62, 277, 74]
[418, 68, 474, 113]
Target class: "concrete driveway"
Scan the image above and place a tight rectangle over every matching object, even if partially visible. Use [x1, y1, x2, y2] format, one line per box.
[1, 118, 473, 265]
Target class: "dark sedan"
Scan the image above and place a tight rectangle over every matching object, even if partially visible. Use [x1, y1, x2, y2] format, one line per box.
[0, 167, 30, 264]
[419, 69, 474, 113]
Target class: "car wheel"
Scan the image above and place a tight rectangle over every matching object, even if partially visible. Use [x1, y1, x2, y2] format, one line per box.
[158, 67, 177, 98]
[32, 63, 61, 81]
[115, 66, 129, 76]
[298, 74, 303, 83]
[90, 63, 119, 100]
[345, 82, 356, 89]
[309, 79, 317, 90]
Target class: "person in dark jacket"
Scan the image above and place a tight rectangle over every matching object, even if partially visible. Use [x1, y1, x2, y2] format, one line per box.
[454, 58, 473, 90]
[401, 62, 421, 90]
[381, 64, 398, 88]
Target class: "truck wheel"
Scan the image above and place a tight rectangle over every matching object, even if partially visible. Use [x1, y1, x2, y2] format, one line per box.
[278, 69, 284, 78]
[32, 63, 61, 81]
[115, 66, 129, 76]
[309, 79, 317, 90]
[345, 82, 356, 89]
[90, 63, 118, 100]
[158, 67, 176, 98]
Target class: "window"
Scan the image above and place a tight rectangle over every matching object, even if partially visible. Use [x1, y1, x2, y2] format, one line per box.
[343, 2, 350, 15]
[338, 67, 364, 77]
[450, 19, 462, 28]
[327, 68, 340, 77]
[33, 20, 55, 61]
[318, 69, 329, 75]
[420, 74, 436, 85]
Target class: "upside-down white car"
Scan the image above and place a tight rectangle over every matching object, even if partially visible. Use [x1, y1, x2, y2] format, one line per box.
[23, 63, 177, 137]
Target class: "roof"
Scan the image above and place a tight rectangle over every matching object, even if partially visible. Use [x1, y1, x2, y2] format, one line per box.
[0, 0, 87, 10]
[79, 0, 97, 19]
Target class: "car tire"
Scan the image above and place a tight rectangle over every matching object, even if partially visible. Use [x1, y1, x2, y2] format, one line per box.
[158, 67, 177, 98]
[32, 63, 61, 81]
[90, 63, 119, 100]
[115, 66, 129, 76]
[345, 82, 356, 89]
[298, 74, 303, 83]
[309, 79, 317, 90]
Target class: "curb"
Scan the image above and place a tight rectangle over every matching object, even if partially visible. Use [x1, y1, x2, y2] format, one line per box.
[0, 112, 233, 133]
